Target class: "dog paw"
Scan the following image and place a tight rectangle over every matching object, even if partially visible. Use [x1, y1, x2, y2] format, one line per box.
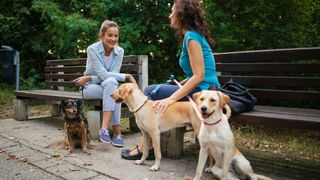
[204, 167, 212, 173]
[135, 160, 144, 165]
[150, 165, 159, 171]
[82, 149, 88, 153]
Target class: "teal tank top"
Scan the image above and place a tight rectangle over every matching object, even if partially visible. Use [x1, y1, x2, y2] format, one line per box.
[179, 31, 220, 90]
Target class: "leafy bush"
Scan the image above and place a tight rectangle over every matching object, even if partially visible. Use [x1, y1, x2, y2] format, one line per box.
[20, 69, 45, 90]
[0, 0, 319, 83]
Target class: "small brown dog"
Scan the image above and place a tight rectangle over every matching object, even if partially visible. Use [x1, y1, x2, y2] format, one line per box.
[61, 99, 90, 154]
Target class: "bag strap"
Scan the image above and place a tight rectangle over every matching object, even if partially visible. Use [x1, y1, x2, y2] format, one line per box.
[222, 82, 248, 92]
[219, 86, 248, 96]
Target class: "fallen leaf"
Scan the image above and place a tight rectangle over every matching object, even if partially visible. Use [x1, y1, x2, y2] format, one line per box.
[8, 137, 15, 140]
[83, 163, 93, 166]
[69, 167, 81, 171]
[52, 153, 60, 158]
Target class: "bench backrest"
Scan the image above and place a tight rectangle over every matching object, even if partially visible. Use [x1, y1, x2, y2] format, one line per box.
[45, 55, 148, 91]
[215, 47, 320, 107]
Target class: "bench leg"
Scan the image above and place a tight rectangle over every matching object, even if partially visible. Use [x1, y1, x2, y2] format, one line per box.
[87, 111, 101, 140]
[129, 116, 140, 132]
[160, 127, 186, 159]
[50, 104, 60, 117]
[13, 99, 28, 121]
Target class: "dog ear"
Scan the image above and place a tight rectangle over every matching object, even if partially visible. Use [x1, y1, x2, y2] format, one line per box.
[218, 91, 230, 108]
[192, 91, 202, 102]
[61, 99, 66, 112]
[122, 84, 133, 99]
[76, 99, 82, 109]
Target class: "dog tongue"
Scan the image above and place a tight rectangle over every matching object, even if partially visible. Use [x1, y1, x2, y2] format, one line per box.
[201, 113, 209, 119]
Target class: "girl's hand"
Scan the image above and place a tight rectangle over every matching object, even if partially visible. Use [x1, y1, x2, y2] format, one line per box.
[152, 97, 176, 113]
[125, 74, 137, 83]
[73, 76, 90, 87]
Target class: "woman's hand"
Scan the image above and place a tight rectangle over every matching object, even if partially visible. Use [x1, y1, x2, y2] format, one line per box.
[152, 97, 176, 113]
[125, 74, 137, 83]
[73, 76, 90, 87]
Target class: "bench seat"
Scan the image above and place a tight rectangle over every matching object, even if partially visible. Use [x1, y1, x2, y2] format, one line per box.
[231, 105, 320, 130]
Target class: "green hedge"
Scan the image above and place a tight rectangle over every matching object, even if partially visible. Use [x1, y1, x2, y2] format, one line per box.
[0, 0, 319, 86]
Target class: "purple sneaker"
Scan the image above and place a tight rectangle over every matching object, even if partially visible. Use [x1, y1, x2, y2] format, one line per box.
[111, 135, 124, 147]
[99, 128, 111, 144]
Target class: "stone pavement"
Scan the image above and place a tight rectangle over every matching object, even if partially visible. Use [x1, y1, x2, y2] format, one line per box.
[0, 116, 319, 180]
[0, 116, 209, 180]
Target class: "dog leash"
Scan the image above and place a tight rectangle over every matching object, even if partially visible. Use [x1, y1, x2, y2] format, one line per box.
[171, 77, 221, 126]
[79, 86, 88, 120]
[80, 86, 85, 108]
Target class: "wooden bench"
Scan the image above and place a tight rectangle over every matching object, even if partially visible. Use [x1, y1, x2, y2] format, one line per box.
[161, 47, 320, 159]
[13, 55, 148, 139]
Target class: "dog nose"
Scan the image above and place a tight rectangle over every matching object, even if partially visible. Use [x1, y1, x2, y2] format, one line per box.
[201, 106, 207, 112]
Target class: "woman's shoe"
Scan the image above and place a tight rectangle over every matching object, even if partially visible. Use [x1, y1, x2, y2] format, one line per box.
[121, 147, 155, 160]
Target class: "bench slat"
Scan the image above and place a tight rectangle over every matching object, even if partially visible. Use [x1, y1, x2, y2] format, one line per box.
[231, 106, 320, 130]
[231, 113, 320, 130]
[253, 105, 320, 117]
[46, 59, 86, 66]
[14, 90, 102, 106]
[45, 74, 83, 80]
[45, 81, 76, 87]
[45, 74, 139, 83]
[251, 89, 320, 101]
[217, 63, 320, 72]
[218, 76, 320, 88]
[45, 64, 139, 73]
[45, 66, 85, 73]
[215, 47, 320, 63]
[46, 56, 139, 65]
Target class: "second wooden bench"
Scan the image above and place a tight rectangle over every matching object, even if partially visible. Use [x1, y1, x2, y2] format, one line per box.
[13, 55, 148, 139]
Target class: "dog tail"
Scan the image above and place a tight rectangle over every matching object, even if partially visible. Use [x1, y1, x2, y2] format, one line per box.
[224, 104, 232, 119]
[249, 173, 273, 180]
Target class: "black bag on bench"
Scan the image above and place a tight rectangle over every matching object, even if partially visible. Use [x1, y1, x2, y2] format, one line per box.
[219, 79, 257, 114]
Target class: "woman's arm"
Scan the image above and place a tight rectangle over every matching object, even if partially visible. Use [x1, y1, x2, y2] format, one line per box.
[179, 78, 188, 85]
[153, 40, 204, 113]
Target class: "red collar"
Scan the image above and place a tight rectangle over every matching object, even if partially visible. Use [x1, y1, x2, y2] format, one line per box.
[203, 119, 222, 126]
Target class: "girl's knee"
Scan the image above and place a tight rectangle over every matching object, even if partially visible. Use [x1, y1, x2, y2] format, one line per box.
[101, 78, 118, 88]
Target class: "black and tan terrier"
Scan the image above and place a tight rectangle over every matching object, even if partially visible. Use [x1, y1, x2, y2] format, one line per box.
[61, 99, 90, 154]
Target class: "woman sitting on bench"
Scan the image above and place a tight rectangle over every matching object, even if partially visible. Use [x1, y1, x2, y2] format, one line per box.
[121, 0, 220, 160]
[74, 20, 135, 147]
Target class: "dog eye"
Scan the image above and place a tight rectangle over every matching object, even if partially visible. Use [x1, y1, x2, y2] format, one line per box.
[200, 97, 204, 101]
[210, 98, 216, 102]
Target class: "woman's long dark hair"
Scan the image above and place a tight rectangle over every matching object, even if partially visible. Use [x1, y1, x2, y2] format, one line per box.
[173, 0, 215, 48]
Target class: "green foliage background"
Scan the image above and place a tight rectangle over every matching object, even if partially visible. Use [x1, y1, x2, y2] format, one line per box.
[0, 0, 319, 87]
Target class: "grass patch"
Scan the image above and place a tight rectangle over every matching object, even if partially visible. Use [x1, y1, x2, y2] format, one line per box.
[232, 122, 320, 161]
[0, 84, 14, 119]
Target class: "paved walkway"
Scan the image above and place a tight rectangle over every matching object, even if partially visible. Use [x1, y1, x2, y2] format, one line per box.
[0, 116, 319, 180]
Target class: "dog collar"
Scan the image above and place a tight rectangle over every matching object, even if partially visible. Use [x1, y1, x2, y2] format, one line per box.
[130, 98, 149, 113]
[203, 118, 221, 126]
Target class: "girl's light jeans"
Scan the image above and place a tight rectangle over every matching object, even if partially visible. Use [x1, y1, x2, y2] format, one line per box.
[81, 78, 121, 125]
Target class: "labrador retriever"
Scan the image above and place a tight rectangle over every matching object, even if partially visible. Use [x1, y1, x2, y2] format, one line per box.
[193, 90, 272, 180]
[111, 83, 203, 171]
